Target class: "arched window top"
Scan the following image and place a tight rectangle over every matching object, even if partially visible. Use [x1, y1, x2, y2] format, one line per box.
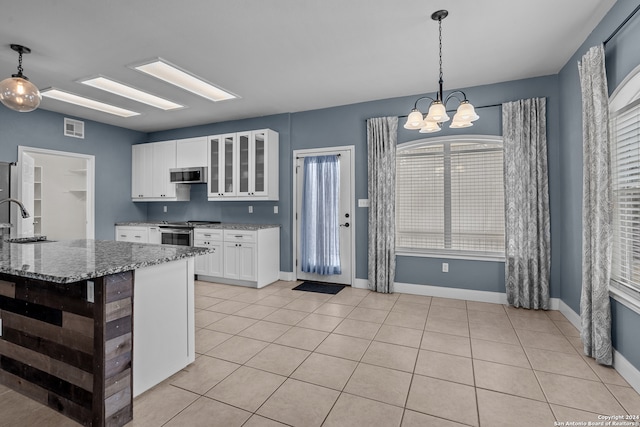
[397, 134, 502, 152]
[610, 63, 640, 114]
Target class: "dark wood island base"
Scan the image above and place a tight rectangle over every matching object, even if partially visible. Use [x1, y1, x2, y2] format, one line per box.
[0, 271, 134, 426]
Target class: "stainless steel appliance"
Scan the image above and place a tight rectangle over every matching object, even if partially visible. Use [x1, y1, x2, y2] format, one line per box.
[159, 220, 220, 246]
[169, 167, 207, 184]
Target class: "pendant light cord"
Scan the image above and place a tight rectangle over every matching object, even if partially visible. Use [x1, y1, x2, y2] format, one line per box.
[437, 16, 444, 101]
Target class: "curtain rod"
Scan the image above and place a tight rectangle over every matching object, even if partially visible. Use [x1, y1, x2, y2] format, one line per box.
[604, 3, 640, 45]
[296, 153, 341, 159]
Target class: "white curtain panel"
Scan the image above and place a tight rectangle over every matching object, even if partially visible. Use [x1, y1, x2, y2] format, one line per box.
[300, 155, 342, 275]
[367, 116, 398, 293]
[579, 44, 613, 366]
[503, 97, 551, 310]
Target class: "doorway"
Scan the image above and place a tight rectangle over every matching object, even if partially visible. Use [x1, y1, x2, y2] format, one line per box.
[17, 146, 95, 240]
[293, 146, 355, 285]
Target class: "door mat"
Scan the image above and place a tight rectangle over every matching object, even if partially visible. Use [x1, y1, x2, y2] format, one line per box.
[292, 281, 346, 295]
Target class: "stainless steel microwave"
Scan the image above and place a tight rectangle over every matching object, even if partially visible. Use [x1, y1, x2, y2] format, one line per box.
[169, 167, 207, 184]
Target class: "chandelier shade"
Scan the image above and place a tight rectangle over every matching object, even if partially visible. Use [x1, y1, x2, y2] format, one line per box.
[404, 10, 478, 133]
[0, 44, 41, 113]
[419, 120, 441, 133]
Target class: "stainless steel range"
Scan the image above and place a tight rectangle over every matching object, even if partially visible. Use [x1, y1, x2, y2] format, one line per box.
[159, 221, 220, 246]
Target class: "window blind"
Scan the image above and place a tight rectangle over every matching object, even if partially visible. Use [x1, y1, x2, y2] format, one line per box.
[396, 138, 505, 257]
[611, 101, 640, 293]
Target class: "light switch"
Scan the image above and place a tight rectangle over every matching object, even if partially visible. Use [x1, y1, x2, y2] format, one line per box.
[248, 206, 253, 213]
[163, 206, 167, 213]
[274, 206, 278, 214]
[442, 263, 449, 273]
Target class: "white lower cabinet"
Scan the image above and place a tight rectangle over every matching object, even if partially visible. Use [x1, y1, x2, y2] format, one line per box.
[224, 241, 256, 281]
[195, 227, 279, 288]
[193, 229, 223, 277]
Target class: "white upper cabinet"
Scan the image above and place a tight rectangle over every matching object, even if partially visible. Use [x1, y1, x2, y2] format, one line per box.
[176, 137, 208, 168]
[132, 140, 189, 201]
[208, 129, 278, 201]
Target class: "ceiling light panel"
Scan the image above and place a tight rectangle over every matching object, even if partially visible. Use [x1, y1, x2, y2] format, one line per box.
[80, 77, 184, 110]
[134, 59, 237, 102]
[41, 89, 140, 117]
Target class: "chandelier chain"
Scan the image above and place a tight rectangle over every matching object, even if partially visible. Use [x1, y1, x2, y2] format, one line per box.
[16, 51, 24, 76]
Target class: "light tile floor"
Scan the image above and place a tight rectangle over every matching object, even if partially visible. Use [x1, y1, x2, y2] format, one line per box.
[2, 280, 640, 426]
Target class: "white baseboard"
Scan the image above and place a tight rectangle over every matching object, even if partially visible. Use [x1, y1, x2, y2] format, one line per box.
[559, 299, 581, 329]
[279, 271, 295, 281]
[395, 281, 508, 304]
[557, 299, 640, 394]
[353, 278, 369, 289]
[614, 349, 640, 393]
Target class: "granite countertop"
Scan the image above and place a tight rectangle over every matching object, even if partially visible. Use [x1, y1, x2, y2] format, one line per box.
[192, 223, 280, 231]
[115, 222, 280, 230]
[0, 239, 211, 284]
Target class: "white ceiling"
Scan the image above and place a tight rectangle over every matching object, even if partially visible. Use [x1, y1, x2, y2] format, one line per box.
[0, 0, 616, 133]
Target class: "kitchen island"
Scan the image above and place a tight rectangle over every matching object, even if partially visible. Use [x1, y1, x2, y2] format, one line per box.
[0, 239, 210, 426]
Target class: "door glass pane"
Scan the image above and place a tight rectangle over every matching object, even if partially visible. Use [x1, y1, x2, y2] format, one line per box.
[239, 134, 249, 193]
[254, 133, 265, 193]
[210, 137, 219, 193]
[224, 136, 234, 193]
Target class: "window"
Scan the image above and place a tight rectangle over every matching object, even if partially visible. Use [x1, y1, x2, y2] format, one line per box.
[610, 67, 640, 309]
[396, 135, 505, 259]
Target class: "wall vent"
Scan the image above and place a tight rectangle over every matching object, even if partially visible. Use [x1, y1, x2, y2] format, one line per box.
[64, 118, 85, 139]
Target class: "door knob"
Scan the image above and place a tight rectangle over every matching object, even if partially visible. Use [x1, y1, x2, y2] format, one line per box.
[340, 222, 350, 228]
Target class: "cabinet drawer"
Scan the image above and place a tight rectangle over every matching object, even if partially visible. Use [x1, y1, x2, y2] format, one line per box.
[223, 230, 257, 243]
[194, 229, 223, 241]
[116, 226, 149, 243]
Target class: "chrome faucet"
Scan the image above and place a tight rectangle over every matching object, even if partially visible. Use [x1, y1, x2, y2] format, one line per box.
[0, 198, 30, 219]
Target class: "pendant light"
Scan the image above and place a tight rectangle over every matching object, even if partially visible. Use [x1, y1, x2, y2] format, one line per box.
[404, 10, 479, 133]
[0, 44, 41, 112]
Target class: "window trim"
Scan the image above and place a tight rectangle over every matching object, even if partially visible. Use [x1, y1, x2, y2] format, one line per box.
[396, 134, 505, 261]
[609, 63, 640, 312]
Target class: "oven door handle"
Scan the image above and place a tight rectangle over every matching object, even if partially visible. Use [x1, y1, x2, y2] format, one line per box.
[160, 228, 192, 234]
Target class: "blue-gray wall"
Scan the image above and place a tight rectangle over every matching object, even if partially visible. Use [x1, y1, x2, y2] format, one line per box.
[146, 75, 562, 298]
[0, 108, 147, 238]
[558, 0, 640, 369]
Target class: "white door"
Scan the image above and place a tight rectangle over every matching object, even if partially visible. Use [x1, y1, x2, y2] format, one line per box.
[295, 148, 353, 285]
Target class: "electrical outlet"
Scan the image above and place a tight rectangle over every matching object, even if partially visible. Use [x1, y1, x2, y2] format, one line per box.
[274, 206, 278, 214]
[163, 206, 167, 213]
[442, 262, 449, 273]
[358, 199, 369, 208]
[248, 205, 253, 213]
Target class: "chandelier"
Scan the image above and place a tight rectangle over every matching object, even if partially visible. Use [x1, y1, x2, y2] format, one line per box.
[404, 10, 478, 133]
[0, 44, 41, 113]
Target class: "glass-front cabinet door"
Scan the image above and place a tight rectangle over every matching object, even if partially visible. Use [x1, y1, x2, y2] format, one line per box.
[222, 134, 236, 196]
[251, 130, 267, 197]
[237, 132, 251, 196]
[207, 135, 222, 196]
[208, 134, 237, 197]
